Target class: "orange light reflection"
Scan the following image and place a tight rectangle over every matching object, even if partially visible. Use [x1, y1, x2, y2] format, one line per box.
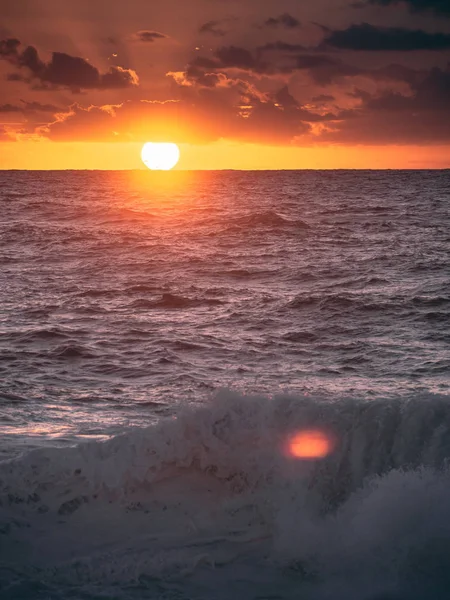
[285, 429, 334, 460]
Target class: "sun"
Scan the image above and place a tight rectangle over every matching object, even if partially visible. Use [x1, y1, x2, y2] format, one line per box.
[141, 142, 180, 171]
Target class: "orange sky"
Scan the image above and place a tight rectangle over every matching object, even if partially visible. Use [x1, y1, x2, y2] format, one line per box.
[1, 0, 450, 169]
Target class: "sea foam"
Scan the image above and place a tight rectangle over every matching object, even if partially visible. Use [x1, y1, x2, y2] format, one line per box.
[2, 390, 450, 599]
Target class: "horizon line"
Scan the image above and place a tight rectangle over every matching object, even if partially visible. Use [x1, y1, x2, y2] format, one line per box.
[1, 168, 449, 172]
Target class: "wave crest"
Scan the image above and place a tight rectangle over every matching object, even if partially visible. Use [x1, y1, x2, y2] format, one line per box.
[2, 391, 450, 599]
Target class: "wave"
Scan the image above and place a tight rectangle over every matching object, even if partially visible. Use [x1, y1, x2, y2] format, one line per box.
[49, 343, 97, 359]
[14, 328, 72, 342]
[124, 284, 158, 293]
[282, 331, 318, 342]
[2, 390, 450, 599]
[287, 291, 450, 315]
[74, 289, 120, 298]
[412, 295, 450, 308]
[130, 293, 223, 309]
[228, 210, 310, 230]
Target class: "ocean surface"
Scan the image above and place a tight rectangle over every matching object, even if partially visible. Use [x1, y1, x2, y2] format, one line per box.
[0, 169, 449, 599]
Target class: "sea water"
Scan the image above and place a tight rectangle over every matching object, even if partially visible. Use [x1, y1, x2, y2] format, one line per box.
[0, 170, 449, 599]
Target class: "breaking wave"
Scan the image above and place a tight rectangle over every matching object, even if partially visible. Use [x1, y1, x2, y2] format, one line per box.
[2, 390, 450, 599]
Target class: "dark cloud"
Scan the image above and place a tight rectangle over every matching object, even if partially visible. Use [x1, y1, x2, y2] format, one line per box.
[258, 41, 306, 53]
[371, 62, 419, 84]
[368, 65, 450, 110]
[183, 44, 363, 85]
[176, 47, 265, 80]
[0, 38, 139, 91]
[272, 85, 350, 121]
[323, 23, 450, 51]
[133, 30, 167, 42]
[274, 86, 354, 122]
[0, 101, 60, 113]
[367, 0, 450, 16]
[180, 39, 424, 94]
[312, 94, 336, 102]
[183, 56, 221, 85]
[296, 55, 339, 69]
[273, 85, 296, 106]
[21, 101, 61, 112]
[0, 103, 22, 112]
[211, 45, 316, 75]
[14, 57, 450, 147]
[0, 38, 21, 58]
[214, 45, 263, 70]
[295, 54, 361, 84]
[264, 13, 301, 28]
[319, 64, 450, 144]
[194, 45, 346, 79]
[199, 20, 227, 37]
[189, 56, 220, 71]
[321, 108, 450, 144]
[6, 73, 23, 82]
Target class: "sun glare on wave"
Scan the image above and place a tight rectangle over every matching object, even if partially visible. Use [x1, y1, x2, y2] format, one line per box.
[141, 142, 180, 171]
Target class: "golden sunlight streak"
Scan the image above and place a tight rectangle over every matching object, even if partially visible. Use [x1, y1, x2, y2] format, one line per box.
[141, 142, 180, 171]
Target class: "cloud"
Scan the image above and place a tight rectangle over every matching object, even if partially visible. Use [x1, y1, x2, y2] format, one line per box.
[323, 23, 450, 51]
[40, 99, 233, 143]
[181, 44, 366, 85]
[367, 65, 450, 111]
[178, 39, 424, 93]
[0, 103, 22, 112]
[258, 41, 306, 53]
[12, 58, 450, 147]
[192, 45, 340, 78]
[312, 94, 336, 102]
[0, 101, 60, 113]
[296, 55, 339, 69]
[214, 45, 262, 70]
[318, 64, 450, 144]
[0, 38, 139, 91]
[133, 30, 168, 42]
[21, 101, 61, 112]
[199, 20, 227, 37]
[198, 17, 237, 37]
[295, 55, 361, 84]
[37, 77, 357, 147]
[366, 0, 450, 16]
[320, 108, 450, 144]
[264, 13, 301, 28]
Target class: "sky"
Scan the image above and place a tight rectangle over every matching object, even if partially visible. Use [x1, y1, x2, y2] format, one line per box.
[0, 0, 449, 169]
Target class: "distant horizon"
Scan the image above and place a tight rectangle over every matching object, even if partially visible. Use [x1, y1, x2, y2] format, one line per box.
[1, 167, 449, 172]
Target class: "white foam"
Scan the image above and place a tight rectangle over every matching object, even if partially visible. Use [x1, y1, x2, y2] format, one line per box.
[2, 390, 450, 599]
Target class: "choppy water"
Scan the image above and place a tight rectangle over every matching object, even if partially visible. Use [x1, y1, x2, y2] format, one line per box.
[1, 170, 449, 599]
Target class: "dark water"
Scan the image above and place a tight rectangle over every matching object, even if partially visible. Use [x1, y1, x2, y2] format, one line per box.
[0, 170, 449, 599]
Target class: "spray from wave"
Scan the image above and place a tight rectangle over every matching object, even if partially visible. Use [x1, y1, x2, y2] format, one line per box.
[2, 390, 450, 599]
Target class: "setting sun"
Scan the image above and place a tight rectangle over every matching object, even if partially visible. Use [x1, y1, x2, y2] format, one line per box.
[141, 142, 180, 171]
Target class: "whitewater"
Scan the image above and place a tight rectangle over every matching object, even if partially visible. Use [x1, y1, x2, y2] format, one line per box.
[0, 170, 449, 599]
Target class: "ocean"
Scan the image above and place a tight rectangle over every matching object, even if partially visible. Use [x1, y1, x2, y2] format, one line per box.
[0, 169, 449, 599]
